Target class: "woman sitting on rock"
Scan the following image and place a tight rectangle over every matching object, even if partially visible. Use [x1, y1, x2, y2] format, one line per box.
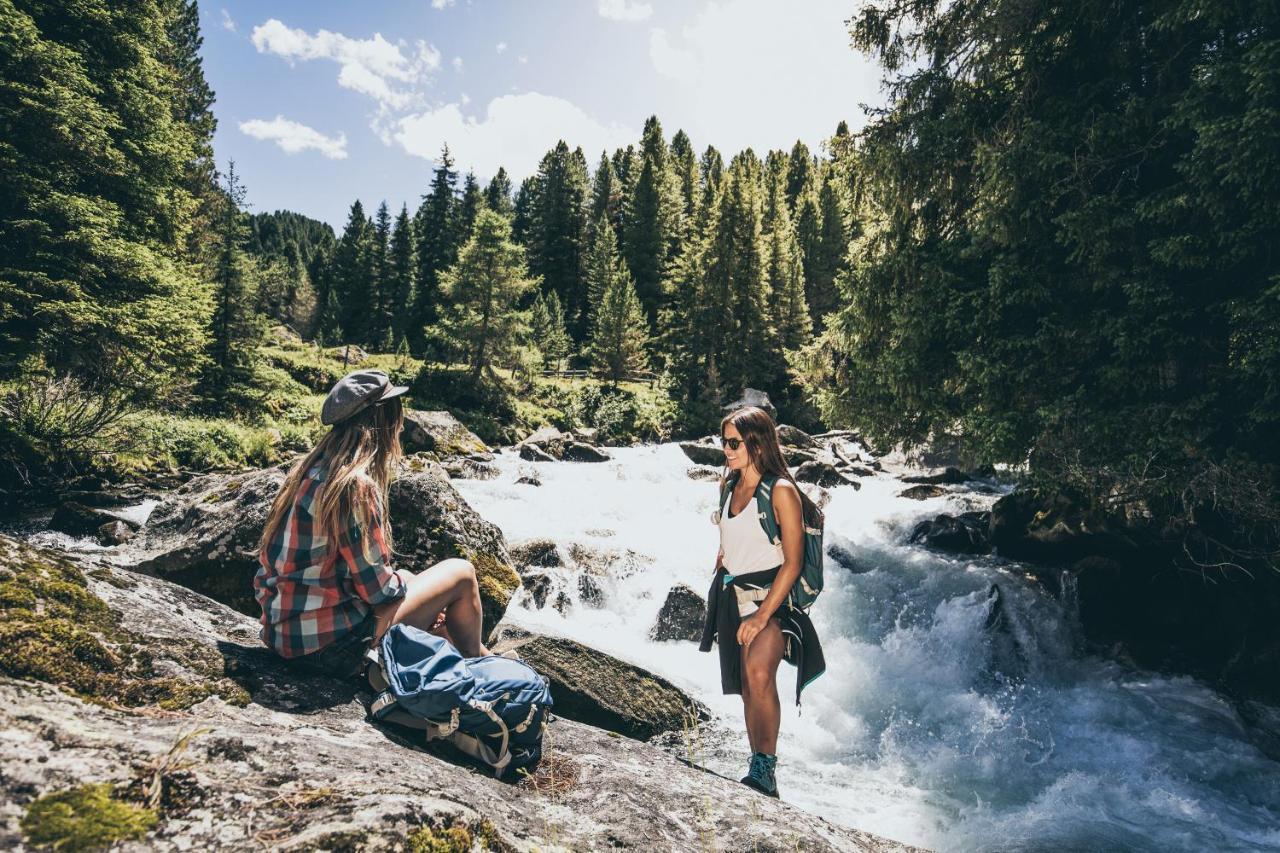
[255, 369, 491, 678]
[699, 406, 826, 798]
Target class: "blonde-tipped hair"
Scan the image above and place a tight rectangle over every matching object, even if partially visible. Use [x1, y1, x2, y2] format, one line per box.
[259, 397, 405, 554]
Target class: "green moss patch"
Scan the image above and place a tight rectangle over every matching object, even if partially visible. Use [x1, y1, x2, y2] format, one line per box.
[407, 817, 504, 853]
[464, 550, 520, 638]
[20, 783, 157, 851]
[0, 536, 252, 710]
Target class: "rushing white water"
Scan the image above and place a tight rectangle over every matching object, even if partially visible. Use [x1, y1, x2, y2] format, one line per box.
[454, 443, 1280, 852]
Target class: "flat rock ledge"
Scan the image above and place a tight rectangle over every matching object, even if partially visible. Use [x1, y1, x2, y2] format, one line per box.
[0, 537, 923, 852]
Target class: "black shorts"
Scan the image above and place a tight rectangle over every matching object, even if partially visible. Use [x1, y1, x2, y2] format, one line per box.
[287, 616, 378, 679]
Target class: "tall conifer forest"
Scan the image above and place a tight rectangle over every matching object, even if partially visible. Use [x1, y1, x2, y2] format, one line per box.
[1, 0, 1277, 589]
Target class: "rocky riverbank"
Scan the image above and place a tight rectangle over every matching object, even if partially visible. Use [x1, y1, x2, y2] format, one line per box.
[0, 409, 925, 852]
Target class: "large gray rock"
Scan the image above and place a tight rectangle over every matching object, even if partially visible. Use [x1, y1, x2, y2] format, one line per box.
[796, 461, 858, 489]
[491, 633, 708, 741]
[650, 585, 707, 643]
[134, 461, 519, 638]
[401, 409, 488, 456]
[679, 437, 725, 466]
[0, 536, 917, 853]
[777, 424, 816, 448]
[562, 441, 611, 463]
[49, 501, 138, 537]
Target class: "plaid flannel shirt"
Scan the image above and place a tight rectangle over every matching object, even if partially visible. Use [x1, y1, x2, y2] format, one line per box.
[254, 464, 407, 658]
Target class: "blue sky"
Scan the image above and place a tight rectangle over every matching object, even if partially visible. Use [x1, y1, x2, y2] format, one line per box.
[201, 1, 886, 231]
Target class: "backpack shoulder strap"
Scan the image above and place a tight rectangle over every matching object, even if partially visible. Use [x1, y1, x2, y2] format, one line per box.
[754, 475, 782, 546]
[717, 471, 739, 515]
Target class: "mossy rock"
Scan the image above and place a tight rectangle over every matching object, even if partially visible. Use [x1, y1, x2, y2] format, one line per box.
[0, 535, 251, 710]
[21, 783, 156, 851]
[465, 550, 520, 640]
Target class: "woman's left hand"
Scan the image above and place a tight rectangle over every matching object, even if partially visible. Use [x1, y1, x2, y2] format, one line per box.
[737, 612, 770, 647]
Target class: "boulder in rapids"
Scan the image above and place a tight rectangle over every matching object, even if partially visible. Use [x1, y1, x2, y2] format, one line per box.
[649, 585, 707, 643]
[561, 441, 611, 463]
[899, 484, 947, 500]
[509, 538, 562, 572]
[795, 461, 859, 489]
[440, 455, 499, 480]
[908, 512, 992, 554]
[96, 520, 135, 546]
[49, 501, 137, 537]
[776, 424, 816, 448]
[401, 410, 488, 456]
[686, 465, 721, 482]
[901, 467, 968, 486]
[678, 438, 725, 467]
[490, 633, 709, 741]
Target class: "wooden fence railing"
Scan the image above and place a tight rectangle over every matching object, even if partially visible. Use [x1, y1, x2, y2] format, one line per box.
[541, 368, 658, 385]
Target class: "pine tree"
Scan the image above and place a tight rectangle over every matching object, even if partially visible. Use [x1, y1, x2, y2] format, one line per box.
[332, 200, 373, 344]
[786, 140, 815, 214]
[589, 257, 649, 385]
[530, 291, 571, 371]
[202, 160, 264, 410]
[512, 175, 539, 246]
[457, 171, 483, 242]
[527, 142, 591, 340]
[699, 146, 724, 216]
[623, 116, 680, 328]
[388, 204, 416, 342]
[590, 152, 622, 240]
[437, 209, 539, 380]
[764, 177, 812, 354]
[370, 201, 393, 347]
[484, 167, 514, 216]
[0, 0, 211, 400]
[670, 129, 699, 235]
[411, 145, 458, 345]
[807, 173, 848, 332]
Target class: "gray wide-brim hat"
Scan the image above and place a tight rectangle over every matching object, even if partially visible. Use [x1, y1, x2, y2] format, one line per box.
[321, 369, 409, 425]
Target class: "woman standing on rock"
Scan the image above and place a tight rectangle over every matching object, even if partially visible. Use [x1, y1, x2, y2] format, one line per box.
[255, 369, 491, 678]
[699, 406, 826, 798]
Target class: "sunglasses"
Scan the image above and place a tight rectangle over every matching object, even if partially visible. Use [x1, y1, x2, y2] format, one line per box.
[719, 437, 744, 451]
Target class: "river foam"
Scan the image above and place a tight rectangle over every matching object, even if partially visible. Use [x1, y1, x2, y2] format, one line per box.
[454, 443, 1280, 852]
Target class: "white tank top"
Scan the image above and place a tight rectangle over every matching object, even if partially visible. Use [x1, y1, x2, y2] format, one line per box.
[719, 489, 785, 576]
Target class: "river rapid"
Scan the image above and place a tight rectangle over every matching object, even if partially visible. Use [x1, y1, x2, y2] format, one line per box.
[453, 443, 1280, 853]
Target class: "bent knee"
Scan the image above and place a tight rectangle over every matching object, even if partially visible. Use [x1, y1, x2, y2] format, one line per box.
[744, 665, 775, 691]
[438, 557, 477, 586]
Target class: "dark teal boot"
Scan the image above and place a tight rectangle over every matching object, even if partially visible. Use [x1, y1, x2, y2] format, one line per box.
[740, 751, 779, 798]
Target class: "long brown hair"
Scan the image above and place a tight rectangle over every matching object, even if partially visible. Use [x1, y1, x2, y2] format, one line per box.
[259, 397, 405, 553]
[721, 406, 823, 527]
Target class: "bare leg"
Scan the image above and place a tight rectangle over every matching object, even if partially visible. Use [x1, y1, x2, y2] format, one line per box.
[740, 618, 785, 755]
[375, 558, 491, 657]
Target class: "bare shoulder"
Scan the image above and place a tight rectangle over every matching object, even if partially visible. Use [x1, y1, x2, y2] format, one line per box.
[770, 478, 802, 513]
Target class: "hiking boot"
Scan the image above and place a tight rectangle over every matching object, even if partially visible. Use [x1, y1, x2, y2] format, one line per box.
[740, 752, 779, 798]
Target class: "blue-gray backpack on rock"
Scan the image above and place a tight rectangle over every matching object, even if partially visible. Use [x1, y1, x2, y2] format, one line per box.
[363, 624, 553, 778]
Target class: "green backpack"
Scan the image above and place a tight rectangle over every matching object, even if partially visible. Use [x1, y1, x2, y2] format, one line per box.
[717, 472, 825, 611]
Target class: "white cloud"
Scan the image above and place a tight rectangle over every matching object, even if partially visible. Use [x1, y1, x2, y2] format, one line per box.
[496, 42, 507, 54]
[517, 54, 528, 65]
[251, 19, 440, 110]
[452, 56, 463, 72]
[431, 0, 455, 8]
[239, 116, 348, 159]
[598, 0, 652, 22]
[646, 0, 882, 155]
[394, 92, 635, 180]
[460, 93, 471, 105]
[220, 8, 236, 32]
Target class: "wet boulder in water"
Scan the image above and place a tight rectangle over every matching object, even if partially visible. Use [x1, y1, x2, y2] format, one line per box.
[650, 585, 707, 642]
[522, 572, 553, 609]
[490, 633, 709, 740]
[561, 441, 611, 463]
[795, 461, 858, 489]
[982, 583, 1029, 682]
[515, 473, 542, 487]
[686, 465, 721, 482]
[509, 538, 562, 572]
[678, 438, 724, 467]
[783, 446, 819, 467]
[440, 454, 500, 480]
[50, 501, 137, 537]
[97, 520, 135, 546]
[908, 511, 992, 554]
[899, 484, 947, 500]
[827, 542, 875, 574]
[901, 467, 968, 485]
[401, 410, 489, 456]
[518, 442, 557, 463]
[776, 424, 816, 448]
[578, 573, 605, 607]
